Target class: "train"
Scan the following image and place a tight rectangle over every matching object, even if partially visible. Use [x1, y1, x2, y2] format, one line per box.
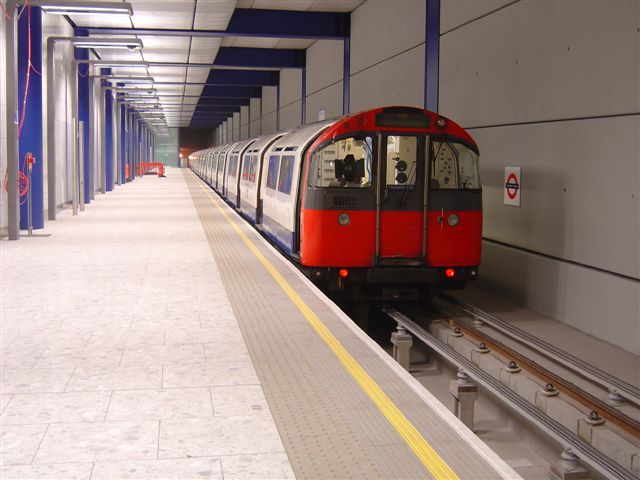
[189, 106, 482, 302]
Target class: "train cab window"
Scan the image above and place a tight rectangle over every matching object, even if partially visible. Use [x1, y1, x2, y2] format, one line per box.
[430, 140, 480, 189]
[386, 136, 417, 187]
[309, 136, 373, 188]
[266, 155, 280, 190]
[277, 155, 295, 194]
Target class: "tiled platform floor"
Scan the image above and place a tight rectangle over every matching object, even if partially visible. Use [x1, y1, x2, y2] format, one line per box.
[0, 168, 294, 479]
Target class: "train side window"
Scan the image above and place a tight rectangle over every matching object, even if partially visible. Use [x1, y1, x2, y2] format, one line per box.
[309, 136, 373, 188]
[228, 155, 238, 178]
[266, 155, 280, 190]
[385, 135, 417, 188]
[249, 156, 258, 183]
[277, 155, 295, 194]
[430, 140, 480, 189]
[241, 156, 249, 181]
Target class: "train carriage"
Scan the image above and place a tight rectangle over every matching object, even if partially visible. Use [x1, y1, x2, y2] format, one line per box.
[192, 106, 482, 301]
[238, 132, 285, 225]
[224, 139, 255, 207]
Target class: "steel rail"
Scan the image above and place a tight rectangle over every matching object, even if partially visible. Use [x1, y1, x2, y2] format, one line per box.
[438, 293, 640, 407]
[383, 307, 638, 480]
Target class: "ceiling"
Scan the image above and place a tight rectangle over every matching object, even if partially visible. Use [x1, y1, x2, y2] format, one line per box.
[68, 0, 364, 130]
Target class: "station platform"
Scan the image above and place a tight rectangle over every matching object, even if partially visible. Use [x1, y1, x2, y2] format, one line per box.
[1, 167, 519, 480]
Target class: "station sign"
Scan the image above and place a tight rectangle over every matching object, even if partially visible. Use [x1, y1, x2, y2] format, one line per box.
[504, 167, 521, 207]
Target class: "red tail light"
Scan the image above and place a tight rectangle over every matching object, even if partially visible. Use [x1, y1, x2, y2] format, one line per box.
[339, 268, 349, 278]
[445, 268, 456, 278]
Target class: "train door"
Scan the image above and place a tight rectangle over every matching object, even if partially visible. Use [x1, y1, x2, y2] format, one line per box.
[375, 134, 428, 264]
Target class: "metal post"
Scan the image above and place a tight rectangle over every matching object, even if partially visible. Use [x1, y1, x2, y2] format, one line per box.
[114, 99, 120, 185]
[26, 162, 32, 236]
[78, 121, 85, 211]
[72, 119, 78, 215]
[89, 75, 96, 198]
[46, 37, 57, 220]
[100, 84, 106, 193]
[3, 0, 18, 238]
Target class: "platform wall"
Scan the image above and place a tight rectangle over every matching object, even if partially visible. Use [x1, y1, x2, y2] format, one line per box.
[439, 0, 640, 354]
[208, 1, 640, 354]
[0, 0, 7, 235]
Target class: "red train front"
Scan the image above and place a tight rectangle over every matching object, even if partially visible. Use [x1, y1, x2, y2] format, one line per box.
[299, 106, 482, 301]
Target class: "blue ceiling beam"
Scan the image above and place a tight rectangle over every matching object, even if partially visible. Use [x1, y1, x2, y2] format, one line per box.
[205, 69, 279, 87]
[197, 85, 262, 98]
[214, 47, 305, 69]
[193, 105, 241, 113]
[84, 8, 349, 39]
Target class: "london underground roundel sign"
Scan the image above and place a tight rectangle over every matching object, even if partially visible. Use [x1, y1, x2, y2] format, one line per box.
[504, 167, 521, 206]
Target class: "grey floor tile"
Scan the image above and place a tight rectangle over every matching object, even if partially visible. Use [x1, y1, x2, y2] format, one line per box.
[65, 365, 163, 392]
[0, 368, 73, 394]
[0, 395, 12, 413]
[0, 424, 48, 465]
[220, 453, 295, 480]
[1, 391, 111, 424]
[120, 344, 205, 366]
[91, 457, 223, 480]
[162, 362, 259, 388]
[158, 416, 285, 458]
[210, 385, 268, 417]
[33, 421, 159, 464]
[203, 341, 252, 363]
[106, 388, 213, 421]
[0, 463, 93, 480]
[34, 347, 124, 369]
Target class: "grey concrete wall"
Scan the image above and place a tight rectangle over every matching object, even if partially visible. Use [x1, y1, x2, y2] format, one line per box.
[240, 105, 249, 140]
[350, 0, 425, 111]
[305, 39, 343, 123]
[279, 69, 302, 130]
[262, 86, 277, 134]
[249, 98, 261, 138]
[440, 0, 640, 353]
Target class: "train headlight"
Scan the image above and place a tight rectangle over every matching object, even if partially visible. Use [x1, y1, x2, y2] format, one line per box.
[447, 214, 459, 227]
[338, 212, 351, 226]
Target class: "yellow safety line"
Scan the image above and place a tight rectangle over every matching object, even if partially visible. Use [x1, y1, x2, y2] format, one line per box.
[194, 175, 460, 480]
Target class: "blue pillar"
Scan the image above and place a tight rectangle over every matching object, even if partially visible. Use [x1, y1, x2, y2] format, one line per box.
[276, 85, 280, 131]
[120, 104, 127, 181]
[342, 37, 350, 115]
[301, 67, 306, 125]
[104, 84, 113, 191]
[75, 30, 90, 203]
[425, 0, 440, 112]
[18, 5, 43, 230]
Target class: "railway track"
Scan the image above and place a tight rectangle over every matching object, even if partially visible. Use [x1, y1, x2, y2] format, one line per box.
[383, 306, 640, 480]
[438, 293, 640, 411]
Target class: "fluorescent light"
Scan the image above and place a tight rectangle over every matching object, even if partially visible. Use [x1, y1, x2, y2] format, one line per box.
[93, 61, 149, 68]
[73, 38, 142, 50]
[41, 2, 133, 16]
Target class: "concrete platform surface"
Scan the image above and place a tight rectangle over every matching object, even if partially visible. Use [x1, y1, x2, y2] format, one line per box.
[1, 169, 294, 480]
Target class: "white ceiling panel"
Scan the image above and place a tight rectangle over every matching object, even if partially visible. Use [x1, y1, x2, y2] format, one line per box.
[194, 0, 237, 30]
[139, 36, 191, 62]
[131, 0, 195, 29]
[308, 0, 365, 12]
[274, 38, 316, 49]
[185, 84, 205, 97]
[230, 37, 279, 48]
[250, 0, 314, 11]
[221, 37, 235, 47]
[189, 37, 222, 64]
[186, 69, 210, 84]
